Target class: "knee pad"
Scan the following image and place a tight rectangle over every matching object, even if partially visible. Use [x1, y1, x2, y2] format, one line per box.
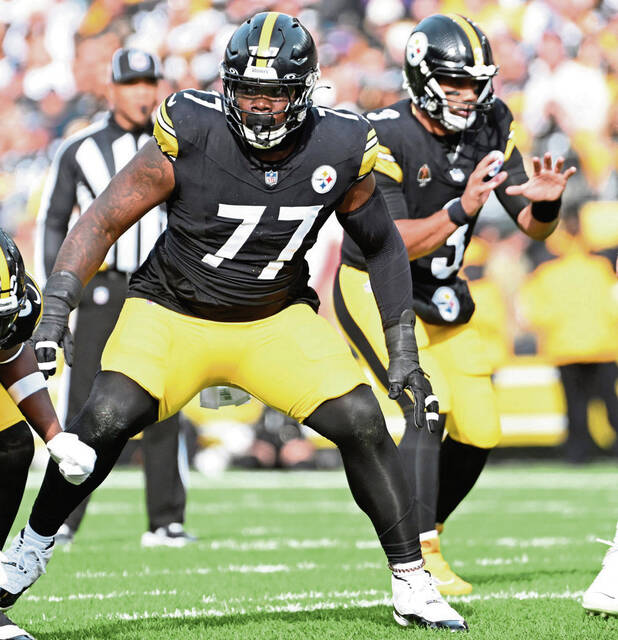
[307, 384, 388, 449]
[69, 371, 159, 446]
[0, 420, 34, 467]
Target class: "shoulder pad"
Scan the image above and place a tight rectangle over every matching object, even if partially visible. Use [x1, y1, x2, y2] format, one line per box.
[154, 89, 225, 160]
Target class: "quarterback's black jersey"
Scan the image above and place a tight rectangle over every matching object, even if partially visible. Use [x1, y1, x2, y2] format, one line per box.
[341, 98, 528, 325]
[2, 275, 43, 350]
[130, 89, 378, 321]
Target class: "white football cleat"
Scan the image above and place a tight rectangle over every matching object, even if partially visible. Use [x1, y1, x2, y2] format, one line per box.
[0, 530, 54, 611]
[583, 528, 618, 617]
[392, 568, 468, 631]
[141, 523, 197, 548]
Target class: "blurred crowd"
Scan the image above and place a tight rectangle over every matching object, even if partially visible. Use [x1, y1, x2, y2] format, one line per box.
[0, 0, 616, 461]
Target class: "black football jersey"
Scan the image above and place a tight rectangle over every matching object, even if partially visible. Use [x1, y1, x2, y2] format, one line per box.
[341, 98, 528, 325]
[2, 274, 43, 350]
[129, 89, 378, 321]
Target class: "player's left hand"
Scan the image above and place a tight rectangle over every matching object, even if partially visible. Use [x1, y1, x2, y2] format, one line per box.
[46, 432, 97, 485]
[385, 309, 440, 433]
[505, 152, 576, 202]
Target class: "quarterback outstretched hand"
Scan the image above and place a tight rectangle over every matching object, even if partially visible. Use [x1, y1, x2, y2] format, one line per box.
[505, 152, 576, 201]
[385, 309, 440, 433]
[32, 295, 73, 378]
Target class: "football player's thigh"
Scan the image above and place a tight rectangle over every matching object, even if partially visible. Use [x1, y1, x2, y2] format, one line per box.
[428, 324, 500, 448]
[334, 265, 451, 412]
[101, 298, 215, 421]
[0, 385, 23, 433]
[236, 304, 366, 423]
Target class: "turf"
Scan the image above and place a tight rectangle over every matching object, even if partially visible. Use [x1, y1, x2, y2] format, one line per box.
[6, 462, 618, 639]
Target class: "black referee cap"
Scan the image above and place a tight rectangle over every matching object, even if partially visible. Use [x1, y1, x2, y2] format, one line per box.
[111, 48, 162, 84]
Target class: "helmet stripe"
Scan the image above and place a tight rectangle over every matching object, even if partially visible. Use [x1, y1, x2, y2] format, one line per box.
[447, 14, 484, 66]
[0, 249, 10, 299]
[256, 12, 280, 67]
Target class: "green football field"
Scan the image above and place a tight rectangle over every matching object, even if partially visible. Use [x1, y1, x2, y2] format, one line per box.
[7, 462, 618, 640]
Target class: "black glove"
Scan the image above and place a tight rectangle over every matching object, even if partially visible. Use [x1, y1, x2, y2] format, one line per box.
[384, 308, 440, 433]
[31, 271, 82, 378]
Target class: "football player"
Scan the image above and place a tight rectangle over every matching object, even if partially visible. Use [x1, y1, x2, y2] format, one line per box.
[0, 229, 96, 640]
[334, 14, 576, 594]
[1, 13, 466, 631]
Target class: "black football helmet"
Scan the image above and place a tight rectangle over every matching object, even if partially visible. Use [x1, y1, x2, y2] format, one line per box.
[0, 229, 27, 348]
[221, 12, 319, 149]
[403, 14, 498, 131]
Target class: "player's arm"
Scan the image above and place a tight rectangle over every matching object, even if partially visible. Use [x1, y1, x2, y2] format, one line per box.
[33, 140, 175, 377]
[336, 173, 439, 431]
[0, 342, 97, 484]
[498, 151, 577, 241]
[376, 151, 507, 260]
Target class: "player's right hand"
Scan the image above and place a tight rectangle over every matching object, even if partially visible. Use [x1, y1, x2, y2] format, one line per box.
[46, 432, 97, 485]
[460, 150, 508, 217]
[31, 295, 74, 378]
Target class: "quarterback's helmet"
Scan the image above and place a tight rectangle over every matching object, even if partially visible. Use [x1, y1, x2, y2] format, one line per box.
[0, 229, 27, 348]
[221, 12, 319, 149]
[403, 14, 497, 131]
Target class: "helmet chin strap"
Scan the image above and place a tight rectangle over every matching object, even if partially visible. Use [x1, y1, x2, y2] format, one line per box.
[243, 113, 289, 149]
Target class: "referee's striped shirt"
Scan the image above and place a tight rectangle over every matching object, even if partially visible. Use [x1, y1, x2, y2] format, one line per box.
[35, 112, 166, 281]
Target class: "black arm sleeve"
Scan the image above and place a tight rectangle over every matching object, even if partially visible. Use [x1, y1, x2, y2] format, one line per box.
[494, 145, 529, 222]
[375, 172, 409, 220]
[337, 187, 413, 329]
[37, 146, 79, 278]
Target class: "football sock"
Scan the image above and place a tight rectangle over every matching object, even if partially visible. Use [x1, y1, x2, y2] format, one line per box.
[436, 435, 490, 524]
[398, 413, 445, 532]
[419, 529, 438, 542]
[24, 523, 53, 546]
[29, 371, 158, 537]
[391, 559, 424, 573]
[0, 422, 33, 548]
[304, 385, 421, 564]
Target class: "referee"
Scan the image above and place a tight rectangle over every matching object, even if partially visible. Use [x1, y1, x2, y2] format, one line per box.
[35, 48, 194, 548]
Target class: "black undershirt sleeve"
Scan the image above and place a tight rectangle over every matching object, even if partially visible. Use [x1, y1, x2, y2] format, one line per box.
[375, 172, 409, 220]
[337, 187, 413, 329]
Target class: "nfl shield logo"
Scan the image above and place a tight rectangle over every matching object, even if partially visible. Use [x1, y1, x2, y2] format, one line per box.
[265, 170, 278, 187]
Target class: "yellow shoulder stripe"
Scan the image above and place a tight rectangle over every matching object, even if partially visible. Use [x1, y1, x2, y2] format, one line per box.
[504, 121, 516, 162]
[358, 128, 378, 177]
[256, 12, 280, 66]
[154, 102, 178, 159]
[374, 144, 403, 183]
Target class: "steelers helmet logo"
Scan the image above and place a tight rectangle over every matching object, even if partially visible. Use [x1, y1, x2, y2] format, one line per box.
[406, 32, 428, 67]
[431, 286, 460, 322]
[311, 165, 337, 194]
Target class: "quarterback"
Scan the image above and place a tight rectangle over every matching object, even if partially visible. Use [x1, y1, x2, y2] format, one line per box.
[1, 13, 466, 631]
[335, 14, 576, 594]
[0, 229, 95, 640]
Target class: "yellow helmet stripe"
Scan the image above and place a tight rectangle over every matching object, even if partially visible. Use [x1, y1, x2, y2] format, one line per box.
[0, 249, 10, 298]
[448, 14, 484, 66]
[256, 12, 280, 67]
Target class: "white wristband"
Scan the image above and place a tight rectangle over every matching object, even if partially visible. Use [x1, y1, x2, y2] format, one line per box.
[0, 343, 24, 364]
[7, 371, 47, 404]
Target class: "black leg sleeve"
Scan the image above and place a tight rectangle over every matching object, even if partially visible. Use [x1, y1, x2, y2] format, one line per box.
[0, 422, 34, 548]
[142, 413, 186, 531]
[398, 413, 445, 533]
[305, 385, 420, 564]
[435, 434, 490, 525]
[29, 371, 158, 537]
[63, 495, 93, 532]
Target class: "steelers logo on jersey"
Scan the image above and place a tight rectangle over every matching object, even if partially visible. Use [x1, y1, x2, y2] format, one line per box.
[311, 165, 337, 194]
[431, 286, 461, 322]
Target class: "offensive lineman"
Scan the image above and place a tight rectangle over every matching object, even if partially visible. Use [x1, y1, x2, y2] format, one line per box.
[1, 13, 466, 631]
[0, 229, 95, 640]
[335, 14, 576, 594]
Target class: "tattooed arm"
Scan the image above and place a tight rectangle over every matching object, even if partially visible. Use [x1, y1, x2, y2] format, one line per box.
[54, 139, 175, 283]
